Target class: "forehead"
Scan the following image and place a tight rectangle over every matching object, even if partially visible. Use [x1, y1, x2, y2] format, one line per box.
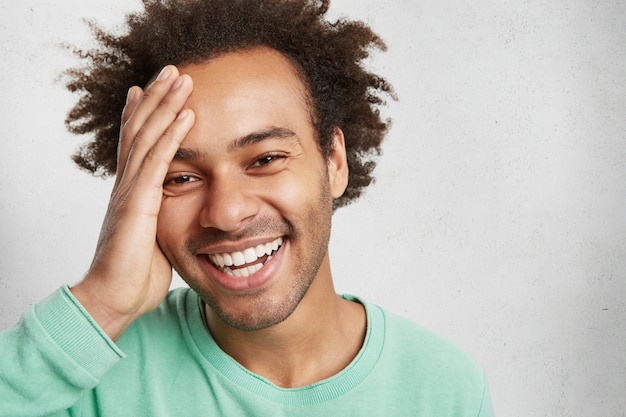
[178, 47, 314, 149]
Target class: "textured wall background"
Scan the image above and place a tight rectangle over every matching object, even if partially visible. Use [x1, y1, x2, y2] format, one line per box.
[1, 1, 625, 416]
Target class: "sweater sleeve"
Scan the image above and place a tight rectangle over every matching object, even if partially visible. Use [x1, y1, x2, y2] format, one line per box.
[0, 286, 124, 417]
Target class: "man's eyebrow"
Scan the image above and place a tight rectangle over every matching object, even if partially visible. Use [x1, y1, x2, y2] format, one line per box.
[173, 147, 203, 161]
[228, 127, 301, 152]
[173, 127, 301, 161]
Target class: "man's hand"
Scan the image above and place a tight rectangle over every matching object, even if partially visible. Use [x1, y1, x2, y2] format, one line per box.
[71, 66, 195, 341]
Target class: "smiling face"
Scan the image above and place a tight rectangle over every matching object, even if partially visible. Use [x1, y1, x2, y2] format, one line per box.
[156, 47, 348, 331]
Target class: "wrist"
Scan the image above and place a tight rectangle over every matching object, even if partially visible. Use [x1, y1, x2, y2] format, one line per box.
[70, 279, 139, 341]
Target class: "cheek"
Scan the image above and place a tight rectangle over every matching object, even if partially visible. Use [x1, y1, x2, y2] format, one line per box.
[157, 198, 200, 244]
[266, 170, 327, 216]
[155, 214, 175, 251]
[275, 171, 332, 230]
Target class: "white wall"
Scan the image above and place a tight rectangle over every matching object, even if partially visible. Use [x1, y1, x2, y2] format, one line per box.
[1, 1, 624, 416]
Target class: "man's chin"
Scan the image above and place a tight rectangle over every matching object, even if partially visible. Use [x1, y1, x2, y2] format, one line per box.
[203, 295, 299, 332]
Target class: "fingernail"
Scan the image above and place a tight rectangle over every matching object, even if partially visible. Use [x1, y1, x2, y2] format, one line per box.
[177, 109, 190, 120]
[156, 66, 171, 81]
[171, 76, 184, 91]
[125, 87, 136, 104]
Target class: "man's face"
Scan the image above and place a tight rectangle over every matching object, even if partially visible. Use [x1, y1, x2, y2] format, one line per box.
[156, 47, 347, 331]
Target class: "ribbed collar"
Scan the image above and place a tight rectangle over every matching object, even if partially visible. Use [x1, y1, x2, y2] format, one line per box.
[184, 292, 385, 406]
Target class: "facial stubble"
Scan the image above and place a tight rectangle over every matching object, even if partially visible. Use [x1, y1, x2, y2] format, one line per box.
[166, 170, 334, 332]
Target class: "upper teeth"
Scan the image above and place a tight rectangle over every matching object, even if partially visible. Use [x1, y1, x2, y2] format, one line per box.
[208, 237, 283, 276]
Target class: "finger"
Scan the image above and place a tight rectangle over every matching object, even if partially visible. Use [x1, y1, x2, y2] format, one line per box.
[119, 70, 193, 184]
[116, 86, 143, 181]
[127, 108, 196, 215]
[124, 74, 193, 181]
[117, 66, 179, 179]
[117, 66, 179, 180]
[121, 85, 143, 128]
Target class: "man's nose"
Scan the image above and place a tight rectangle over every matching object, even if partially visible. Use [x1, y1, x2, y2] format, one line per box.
[198, 174, 259, 232]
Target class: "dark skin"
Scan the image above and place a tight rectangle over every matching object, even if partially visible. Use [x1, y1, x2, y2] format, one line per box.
[71, 48, 366, 388]
[65, 0, 393, 211]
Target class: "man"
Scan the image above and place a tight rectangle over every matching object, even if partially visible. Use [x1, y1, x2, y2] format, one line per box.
[1, 0, 494, 415]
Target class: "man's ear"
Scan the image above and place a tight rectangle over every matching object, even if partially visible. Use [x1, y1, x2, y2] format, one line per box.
[327, 127, 349, 199]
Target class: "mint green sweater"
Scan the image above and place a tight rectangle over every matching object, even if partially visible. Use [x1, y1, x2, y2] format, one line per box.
[1, 287, 494, 416]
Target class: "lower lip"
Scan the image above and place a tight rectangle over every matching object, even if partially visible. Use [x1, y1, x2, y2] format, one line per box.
[199, 241, 286, 292]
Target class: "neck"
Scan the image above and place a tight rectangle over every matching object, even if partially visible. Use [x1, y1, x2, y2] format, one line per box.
[204, 258, 366, 388]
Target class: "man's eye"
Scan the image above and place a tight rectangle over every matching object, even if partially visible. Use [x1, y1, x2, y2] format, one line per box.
[173, 175, 194, 184]
[250, 154, 284, 168]
[164, 174, 198, 186]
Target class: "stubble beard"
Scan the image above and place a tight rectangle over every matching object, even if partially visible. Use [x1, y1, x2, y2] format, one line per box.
[169, 176, 333, 332]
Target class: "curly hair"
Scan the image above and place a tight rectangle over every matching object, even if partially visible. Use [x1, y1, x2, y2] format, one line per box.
[64, 0, 395, 209]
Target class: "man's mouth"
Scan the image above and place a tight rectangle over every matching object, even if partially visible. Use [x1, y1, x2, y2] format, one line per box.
[207, 237, 284, 278]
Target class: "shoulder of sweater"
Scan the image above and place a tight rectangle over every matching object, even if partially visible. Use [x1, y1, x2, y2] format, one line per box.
[375, 304, 483, 376]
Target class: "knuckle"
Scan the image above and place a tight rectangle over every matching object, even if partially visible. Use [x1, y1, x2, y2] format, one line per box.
[132, 128, 147, 146]
[141, 147, 169, 174]
[142, 88, 155, 99]
[156, 100, 180, 121]
[120, 119, 136, 139]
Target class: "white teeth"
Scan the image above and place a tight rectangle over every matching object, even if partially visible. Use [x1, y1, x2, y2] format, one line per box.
[223, 263, 263, 278]
[213, 254, 223, 268]
[232, 251, 246, 267]
[243, 247, 257, 263]
[208, 237, 284, 277]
